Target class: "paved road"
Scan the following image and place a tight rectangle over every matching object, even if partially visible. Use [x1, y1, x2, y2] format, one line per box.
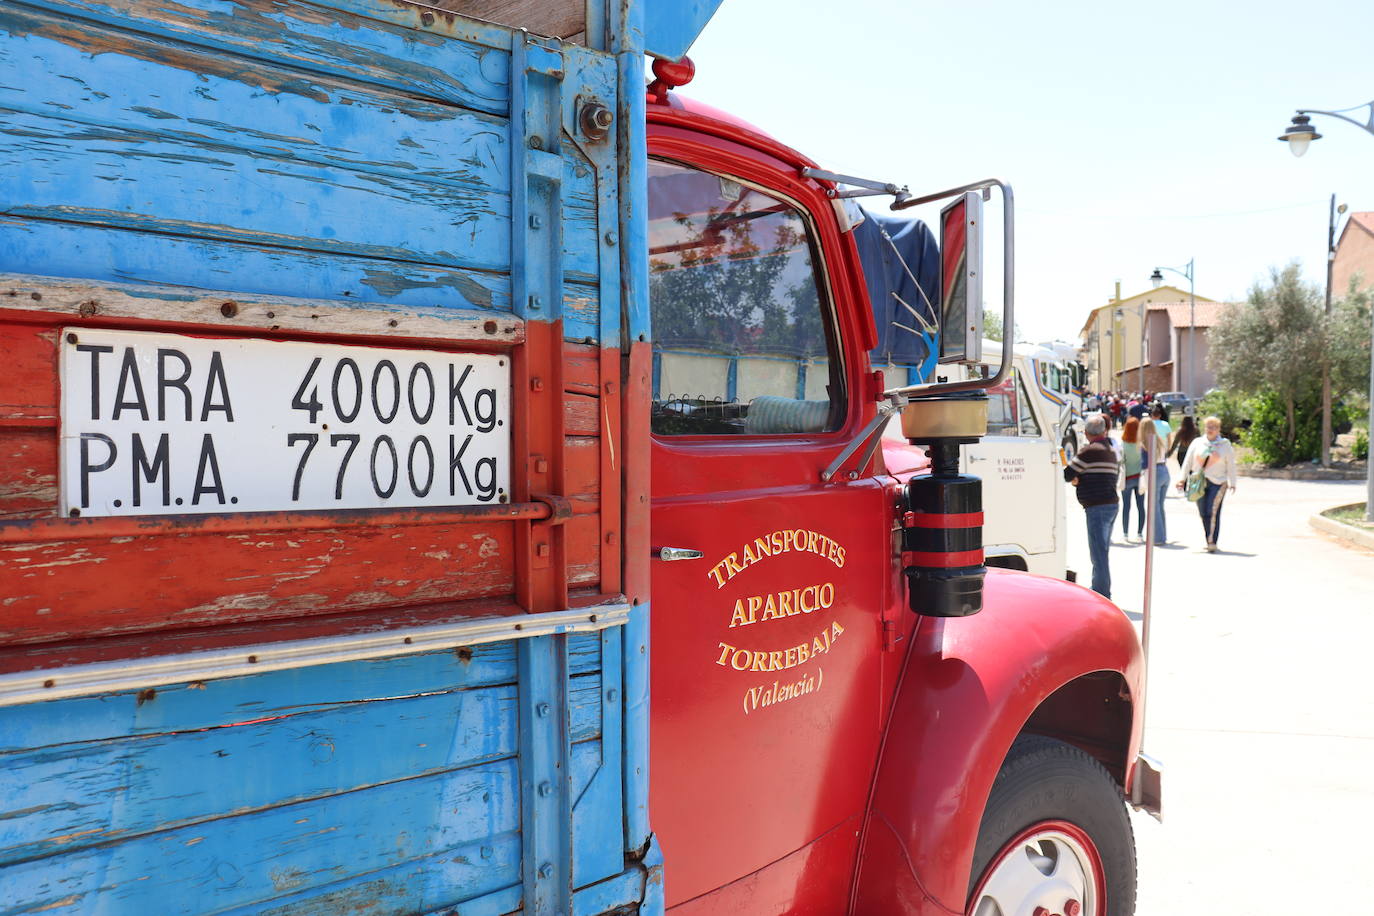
[1065, 475, 1374, 914]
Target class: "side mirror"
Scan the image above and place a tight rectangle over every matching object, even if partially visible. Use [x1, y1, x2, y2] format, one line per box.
[938, 191, 984, 365]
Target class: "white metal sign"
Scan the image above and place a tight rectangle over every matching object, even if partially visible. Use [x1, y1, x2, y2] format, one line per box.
[59, 329, 511, 517]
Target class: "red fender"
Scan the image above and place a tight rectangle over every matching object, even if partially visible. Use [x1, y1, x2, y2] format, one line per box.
[851, 570, 1145, 915]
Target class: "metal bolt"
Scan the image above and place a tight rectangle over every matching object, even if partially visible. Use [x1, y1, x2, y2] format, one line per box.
[538, 862, 554, 879]
[1065, 902, 1081, 916]
[1032, 908, 1050, 916]
[530, 214, 542, 229]
[606, 689, 618, 701]
[531, 377, 544, 392]
[529, 135, 544, 150]
[538, 781, 552, 797]
[579, 101, 613, 140]
[536, 542, 550, 558]
[528, 294, 541, 310]
[536, 702, 550, 717]
[604, 231, 617, 247]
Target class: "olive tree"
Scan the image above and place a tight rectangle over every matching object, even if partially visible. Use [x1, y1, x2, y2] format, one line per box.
[1210, 263, 1371, 463]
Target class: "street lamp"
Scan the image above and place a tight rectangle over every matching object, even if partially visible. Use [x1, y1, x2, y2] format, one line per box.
[1150, 259, 1196, 404]
[1277, 99, 1374, 520]
[1277, 102, 1374, 156]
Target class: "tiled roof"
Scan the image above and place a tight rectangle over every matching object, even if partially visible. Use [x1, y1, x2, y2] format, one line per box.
[1145, 300, 1232, 328]
[1349, 212, 1374, 237]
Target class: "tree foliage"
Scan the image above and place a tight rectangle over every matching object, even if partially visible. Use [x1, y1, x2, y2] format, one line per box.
[1209, 262, 1369, 460]
[982, 308, 1020, 343]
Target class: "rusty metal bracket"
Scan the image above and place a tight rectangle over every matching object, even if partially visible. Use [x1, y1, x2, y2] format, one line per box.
[530, 494, 574, 525]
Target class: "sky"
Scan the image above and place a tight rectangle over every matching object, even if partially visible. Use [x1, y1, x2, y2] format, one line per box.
[685, 0, 1374, 345]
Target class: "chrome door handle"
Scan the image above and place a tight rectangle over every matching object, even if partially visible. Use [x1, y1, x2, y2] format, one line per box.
[655, 547, 704, 561]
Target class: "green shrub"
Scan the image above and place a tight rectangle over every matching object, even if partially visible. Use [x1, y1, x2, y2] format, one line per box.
[1195, 389, 1250, 442]
[1355, 429, 1370, 461]
[1241, 390, 1352, 466]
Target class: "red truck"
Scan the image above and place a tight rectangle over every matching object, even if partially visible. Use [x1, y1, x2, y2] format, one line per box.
[0, 2, 1157, 914]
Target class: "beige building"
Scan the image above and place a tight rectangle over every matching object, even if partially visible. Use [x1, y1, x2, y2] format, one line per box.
[1333, 212, 1374, 298]
[1078, 284, 1220, 396]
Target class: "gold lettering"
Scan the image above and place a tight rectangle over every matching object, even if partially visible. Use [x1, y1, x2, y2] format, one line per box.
[724, 552, 744, 577]
[731, 649, 752, 671]
[753, 536, 773, 558]
[806, 531, 820, 553]
[835, 545, 845, 567]
[746, 595, 763, 623]
[831, 621, 844, 639]
[800, 586, 816, 613]
[771, 531, 786, 552]
[768, 650, 783, 670]
[729, 600, 750, 628]
[819, 582, 834, 608]
[761, 594, 780, 621]
[785, 647, 799, 668]
[716, 642, 735, 665]
[750, 650, 769, 672]
[779, 589, 794, 616]
[708, 562, 727, 588]
[798, 642, 809, 663]
[813, 636, 826, 656]
[741, 543, 758, 566]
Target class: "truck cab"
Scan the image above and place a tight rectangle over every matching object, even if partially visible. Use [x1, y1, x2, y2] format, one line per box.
[0, 5, 1156, 914]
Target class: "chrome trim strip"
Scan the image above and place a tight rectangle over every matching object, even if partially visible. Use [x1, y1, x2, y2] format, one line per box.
[0, 604, 631, 707]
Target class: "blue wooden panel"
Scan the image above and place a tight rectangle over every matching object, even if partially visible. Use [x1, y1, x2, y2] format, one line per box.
[571, 627, 626, 885]
[0, 0, 605, 329]
[0, 676, 606, 865]
[12, 0, 511, 115]
[0, 634, 601, 751]
[0, 635, 615, 913]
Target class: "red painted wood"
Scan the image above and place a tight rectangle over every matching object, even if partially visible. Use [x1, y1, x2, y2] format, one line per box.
[0, 310, 606, 645]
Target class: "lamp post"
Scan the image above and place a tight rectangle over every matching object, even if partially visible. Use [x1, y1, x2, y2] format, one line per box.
[1150, 261, 1195, 404]
[1278, 102, 1374, 515]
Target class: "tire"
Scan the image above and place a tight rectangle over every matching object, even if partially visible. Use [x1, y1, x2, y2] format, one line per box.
[1062, 436, 1077, 464]
[966, 736, 1136, 916]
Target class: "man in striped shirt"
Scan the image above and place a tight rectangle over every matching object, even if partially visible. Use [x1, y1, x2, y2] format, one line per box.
[1063, 413, 1121, 599]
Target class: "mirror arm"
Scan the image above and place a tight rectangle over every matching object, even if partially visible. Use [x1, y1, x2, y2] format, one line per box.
[886, 178, 1015, 400]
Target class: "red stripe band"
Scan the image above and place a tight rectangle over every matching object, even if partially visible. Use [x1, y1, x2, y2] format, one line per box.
[903, 549, 984, 568]
[903, 511, 984, 529]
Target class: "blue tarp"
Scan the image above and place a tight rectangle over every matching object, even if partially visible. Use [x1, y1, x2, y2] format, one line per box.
[853, 210, 940, 381]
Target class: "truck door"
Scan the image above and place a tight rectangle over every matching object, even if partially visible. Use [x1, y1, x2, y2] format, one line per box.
[643, 149, 886, 907]
[964, 367, 1058, 559]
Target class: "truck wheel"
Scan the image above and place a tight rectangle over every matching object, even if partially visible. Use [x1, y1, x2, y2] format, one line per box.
[966, 736, 1135, 916]
[1061, 436, 1077, 463]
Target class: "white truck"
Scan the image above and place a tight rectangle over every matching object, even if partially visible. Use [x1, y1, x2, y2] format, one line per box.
[884, 339, 1075, 580]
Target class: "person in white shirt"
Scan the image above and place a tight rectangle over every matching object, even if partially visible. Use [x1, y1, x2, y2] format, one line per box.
[1177, 415, 1238, 552]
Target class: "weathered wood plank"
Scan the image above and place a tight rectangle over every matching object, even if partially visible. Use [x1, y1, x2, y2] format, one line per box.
[0, 214, 513, 314]
[0, 634, 602, 751]
[0, 9, 597, 211]
[0, 275, 524, 345]
[427, 0, 584, 40]
[8, 0, 511, 115]
[0, 675, 606, 864]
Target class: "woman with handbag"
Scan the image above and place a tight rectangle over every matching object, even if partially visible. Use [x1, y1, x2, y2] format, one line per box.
[1177, 415, 1238, 552]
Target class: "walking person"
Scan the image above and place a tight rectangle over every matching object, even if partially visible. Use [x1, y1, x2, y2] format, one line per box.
[1169, 414, 1200, 471]
[1145, 403, 1172, 545]
[1119, 417, 1145, 541]
[1178, 415, 1238, 552]
[1063, 413, 1121, 598]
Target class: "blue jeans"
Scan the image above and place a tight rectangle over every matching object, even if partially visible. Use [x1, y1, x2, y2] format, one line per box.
[1085, 502, 1119, 599]
[1197, 480, 1228, 546]
[1121, 477, 1144, 536]
[1152, 463, 1170, 544]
